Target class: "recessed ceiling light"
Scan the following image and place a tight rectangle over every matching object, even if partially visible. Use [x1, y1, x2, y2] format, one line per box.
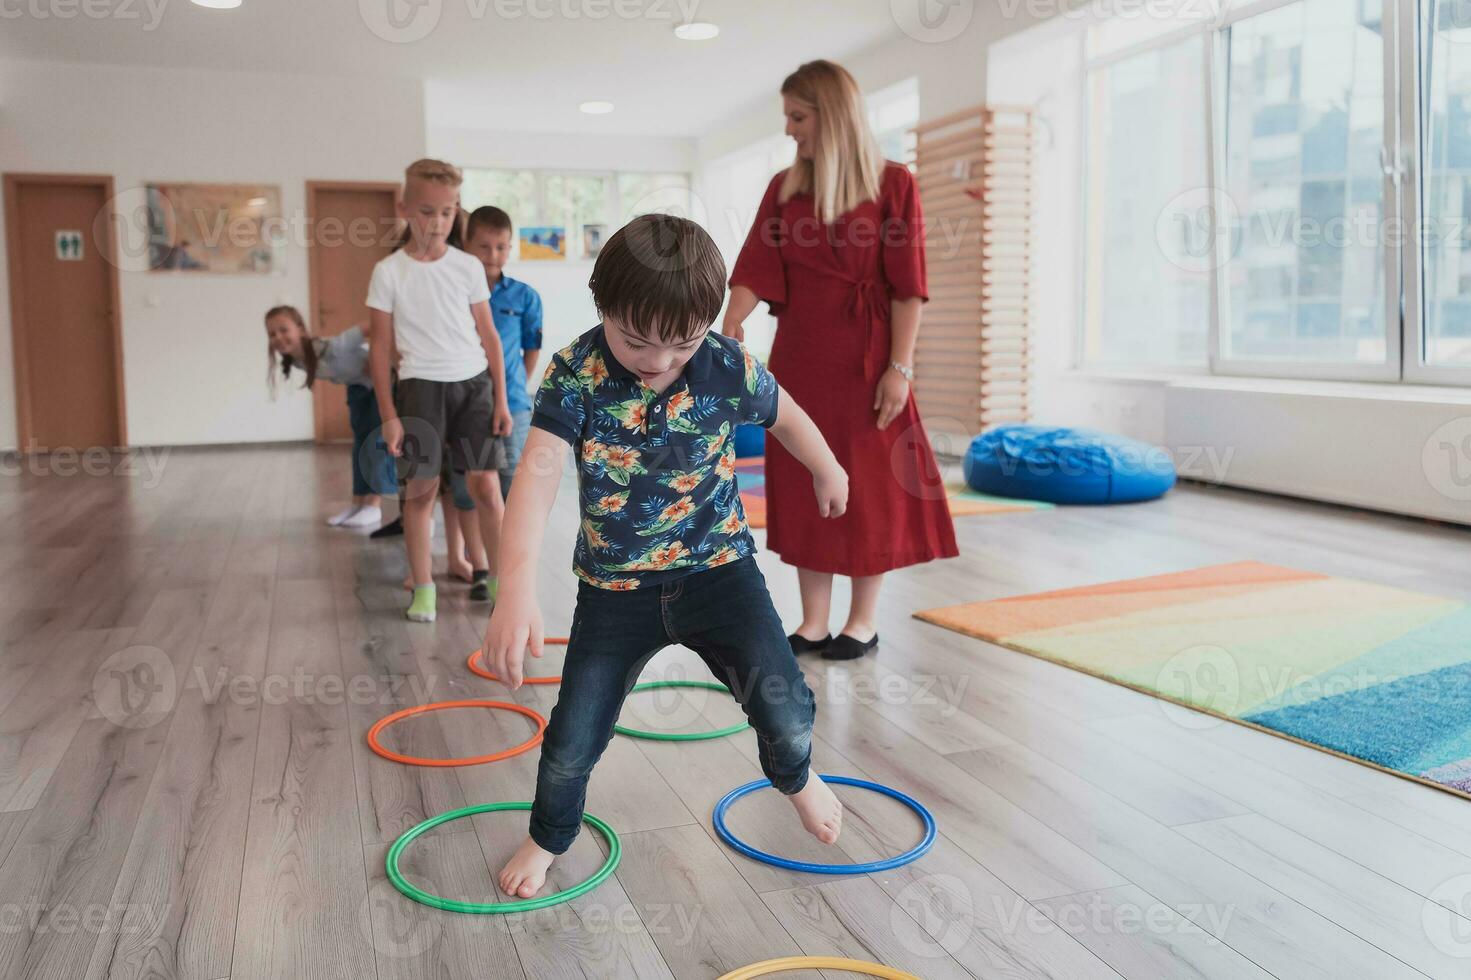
[191, 0, 242, 7]
[674, 22, 719, 40]
[579, 101, 614, 115]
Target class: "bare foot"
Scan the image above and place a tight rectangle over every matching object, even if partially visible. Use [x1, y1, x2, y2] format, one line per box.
[498, 836, 556, 899]
[449, 558, 475, 583]
[401, 574, 416, 591]
[789, 774, 842, 844]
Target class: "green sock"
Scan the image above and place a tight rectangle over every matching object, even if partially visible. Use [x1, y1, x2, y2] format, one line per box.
[406, 584, 437, 622]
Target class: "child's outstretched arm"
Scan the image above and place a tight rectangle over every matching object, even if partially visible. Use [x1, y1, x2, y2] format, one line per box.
[369, 309, 401, 455]
[483, 426, 568, 687]
[472, 300, 513, 437]
[767, 388, 849, 518]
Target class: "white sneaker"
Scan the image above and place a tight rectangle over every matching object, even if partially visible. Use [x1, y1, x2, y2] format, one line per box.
[341, 505, 383, 528]
[327, 505, 360, 527]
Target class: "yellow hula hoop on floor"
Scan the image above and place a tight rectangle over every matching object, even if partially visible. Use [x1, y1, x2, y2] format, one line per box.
[717, 956, 921, 980]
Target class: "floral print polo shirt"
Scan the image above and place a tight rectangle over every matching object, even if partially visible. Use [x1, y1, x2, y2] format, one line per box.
[531, 324, 780, 591]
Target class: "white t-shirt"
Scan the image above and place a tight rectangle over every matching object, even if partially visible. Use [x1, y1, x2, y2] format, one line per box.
[365, 247, 492, 382]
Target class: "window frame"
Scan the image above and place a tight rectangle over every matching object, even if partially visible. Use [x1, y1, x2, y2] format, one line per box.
[1207, 0, 1405, 382]
[1076, 0, 1471, 387]
[1403, 0, 1471, 384]
[1077, 27, 1216, 374]
[459, 166, 692, 263]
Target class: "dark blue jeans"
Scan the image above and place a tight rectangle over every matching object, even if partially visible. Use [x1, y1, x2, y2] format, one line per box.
[346, 383, 397, 498]
[529, 557, 815, 854]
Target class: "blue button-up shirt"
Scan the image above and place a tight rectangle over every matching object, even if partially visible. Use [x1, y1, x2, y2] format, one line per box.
[489, 274, 544, 415]
[532, 324, 780, 591]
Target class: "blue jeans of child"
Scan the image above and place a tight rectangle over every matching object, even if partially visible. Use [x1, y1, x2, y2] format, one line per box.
[499, 407, 532, 497]
[528, 556, 815, 854]
[346, 383, 397, 498]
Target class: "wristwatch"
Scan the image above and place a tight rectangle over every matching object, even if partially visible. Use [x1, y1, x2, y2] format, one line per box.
[889, 360, 915, 381]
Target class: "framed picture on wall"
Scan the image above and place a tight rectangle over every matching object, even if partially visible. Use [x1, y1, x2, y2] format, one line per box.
[145, 182, 284, 273]
[519, 226, 566, 260]
[583, 223, 606, 260]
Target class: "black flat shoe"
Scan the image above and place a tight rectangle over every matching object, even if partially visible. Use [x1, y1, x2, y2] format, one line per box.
[370, 516, 404, 539]
[788, 633, 832, 655]
[469, 570, 492, 601]
[823, 633, 878, 660]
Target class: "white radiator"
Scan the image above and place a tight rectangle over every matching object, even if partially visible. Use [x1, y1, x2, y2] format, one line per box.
[1163, 380, 1471, 527]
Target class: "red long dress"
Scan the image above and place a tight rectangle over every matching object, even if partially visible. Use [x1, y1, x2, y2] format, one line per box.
[731, 162, 959, 576]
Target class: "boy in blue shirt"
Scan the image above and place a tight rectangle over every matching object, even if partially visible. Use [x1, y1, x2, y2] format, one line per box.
[482, 214, 849, 899]
[450, 206, 545, 599]
[464, 205, 544, 494]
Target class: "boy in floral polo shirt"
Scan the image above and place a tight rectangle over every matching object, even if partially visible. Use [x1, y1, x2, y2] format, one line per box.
[482, 214, 850, 899]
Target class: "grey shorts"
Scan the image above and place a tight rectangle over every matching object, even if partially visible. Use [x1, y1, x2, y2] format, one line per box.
[393, 371, 507, 483]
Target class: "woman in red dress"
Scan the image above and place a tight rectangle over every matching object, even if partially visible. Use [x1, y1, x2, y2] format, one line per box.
[724, 59, 958, 661]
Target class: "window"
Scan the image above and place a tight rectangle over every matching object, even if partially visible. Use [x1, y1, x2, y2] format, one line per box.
[1083, 37, 1211, 368]
[1076, 0, 1469, 386]
[459, 169, 537, 229]
[1218, 0, 1392, 375]
[460, 169, 691, 261]
[542, 173, 611, 260]
[616, 173, 694, 225]
[868, 77, 920, 165]
[1419, 0, 1471, 373]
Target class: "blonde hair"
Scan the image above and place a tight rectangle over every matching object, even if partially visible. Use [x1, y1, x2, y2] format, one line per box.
[404, 158, 463, 191]
[778, 60, 884, 224]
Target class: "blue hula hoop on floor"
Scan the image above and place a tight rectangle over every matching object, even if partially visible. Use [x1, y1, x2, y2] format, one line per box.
[712, 774, 936, 874]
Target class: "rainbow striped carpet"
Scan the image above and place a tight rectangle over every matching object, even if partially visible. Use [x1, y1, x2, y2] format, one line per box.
[736, 456, 1051, 530]
[915, 561, 1471, 799]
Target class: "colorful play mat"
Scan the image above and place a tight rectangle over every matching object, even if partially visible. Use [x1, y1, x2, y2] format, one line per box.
[916, 561, 1471, 798]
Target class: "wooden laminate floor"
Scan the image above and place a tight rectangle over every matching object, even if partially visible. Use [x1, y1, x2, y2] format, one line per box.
[1, 444, 1470, 979]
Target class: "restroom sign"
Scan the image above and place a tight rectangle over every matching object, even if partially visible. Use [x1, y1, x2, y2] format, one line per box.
[55, 230, 83, 261]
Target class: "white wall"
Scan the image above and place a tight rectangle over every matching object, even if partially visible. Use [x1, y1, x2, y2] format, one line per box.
[431, 125, 694, 174]
[693, 13, 1002, 166]
[985, 19, 1101, 430]
[0, 58, 426, 451]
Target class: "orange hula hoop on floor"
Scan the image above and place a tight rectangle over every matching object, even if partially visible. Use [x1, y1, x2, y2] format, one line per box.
[366, 699, 547, 766]
[466, 637, 568, 685]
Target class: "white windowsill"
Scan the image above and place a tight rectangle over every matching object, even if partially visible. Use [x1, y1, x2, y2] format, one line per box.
[1062, 368, 1204, 386]
[1063, 369, 1471, 404]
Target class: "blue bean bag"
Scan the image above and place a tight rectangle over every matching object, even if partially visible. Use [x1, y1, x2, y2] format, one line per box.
[963, 425, 1176, 504]
[733, 423, 765, 459]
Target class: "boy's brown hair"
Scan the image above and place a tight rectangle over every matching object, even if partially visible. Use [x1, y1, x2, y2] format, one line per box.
[589, 214, 725, 343]
[467, 205, 513, 239]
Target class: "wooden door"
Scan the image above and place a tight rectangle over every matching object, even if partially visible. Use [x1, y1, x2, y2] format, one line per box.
[4, 174, 126, 451]
[307, 182, 399, 443]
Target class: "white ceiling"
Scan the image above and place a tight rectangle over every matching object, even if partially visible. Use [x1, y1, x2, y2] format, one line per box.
[2, 0, 907, 137]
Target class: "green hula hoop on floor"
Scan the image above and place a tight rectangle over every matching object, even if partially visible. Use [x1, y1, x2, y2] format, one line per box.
[386, 802, 620, 914]
[614, 679, 751, 741]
